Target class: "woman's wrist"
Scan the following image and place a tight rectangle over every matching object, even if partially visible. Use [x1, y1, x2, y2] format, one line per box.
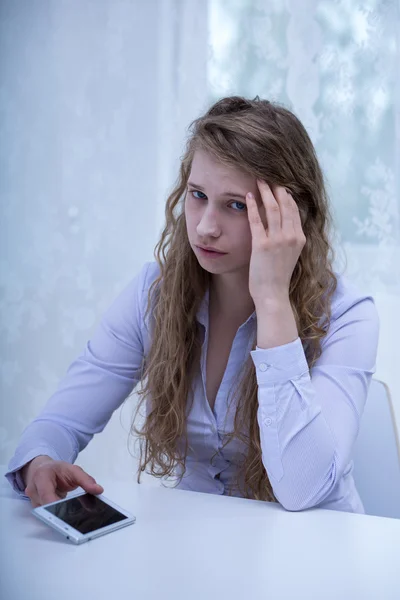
[21, 455, 54, 488]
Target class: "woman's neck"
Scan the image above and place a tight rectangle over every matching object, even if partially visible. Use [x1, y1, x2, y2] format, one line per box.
[210, 272, 255, 324]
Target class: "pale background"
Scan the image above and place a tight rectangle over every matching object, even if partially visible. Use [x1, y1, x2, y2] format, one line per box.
[1, 0, 399, 486]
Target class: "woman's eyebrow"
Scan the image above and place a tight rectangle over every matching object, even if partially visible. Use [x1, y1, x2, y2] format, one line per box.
[187, 181, 247, 200]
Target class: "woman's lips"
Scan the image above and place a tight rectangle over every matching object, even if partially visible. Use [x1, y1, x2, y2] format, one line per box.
[196, 246, 227, 257]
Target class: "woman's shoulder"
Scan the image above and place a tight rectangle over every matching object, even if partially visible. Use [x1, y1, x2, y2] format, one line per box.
[134, 260, 161, 317]
[329, 270, 379, 326]
[139, 260, 161, 290]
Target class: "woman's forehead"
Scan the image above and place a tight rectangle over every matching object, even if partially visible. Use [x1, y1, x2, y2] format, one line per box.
[189, 149, 254, 188]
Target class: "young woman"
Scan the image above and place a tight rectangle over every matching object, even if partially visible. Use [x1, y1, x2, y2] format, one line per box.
[6, 96, 379, 513]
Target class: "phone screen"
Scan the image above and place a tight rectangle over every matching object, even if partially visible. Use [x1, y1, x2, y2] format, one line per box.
[44, 493, 128, 534]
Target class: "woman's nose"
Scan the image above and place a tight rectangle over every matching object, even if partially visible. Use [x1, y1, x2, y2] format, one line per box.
[196, 207, 221, 238]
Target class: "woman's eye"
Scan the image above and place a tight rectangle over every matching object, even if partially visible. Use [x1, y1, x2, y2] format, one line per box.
[191, 190, 207, 200]
[189, 191, 246, 212]
[231, 201, 247, 212]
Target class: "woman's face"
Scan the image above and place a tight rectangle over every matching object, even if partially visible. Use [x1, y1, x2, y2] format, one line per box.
[185, 149, 266, 276]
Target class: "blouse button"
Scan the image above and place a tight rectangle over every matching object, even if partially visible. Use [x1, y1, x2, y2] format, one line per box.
[259, 363, 269, 372]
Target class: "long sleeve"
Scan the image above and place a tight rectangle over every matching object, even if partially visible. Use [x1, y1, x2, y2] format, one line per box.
[250, 294, 380, 511]
[5, 262, 152, 498]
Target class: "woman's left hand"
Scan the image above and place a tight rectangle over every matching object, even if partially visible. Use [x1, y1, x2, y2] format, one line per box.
[246, 180, 306, 308]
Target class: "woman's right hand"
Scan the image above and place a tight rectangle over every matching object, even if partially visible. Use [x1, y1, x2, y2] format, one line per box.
[22, 456, 104, 508]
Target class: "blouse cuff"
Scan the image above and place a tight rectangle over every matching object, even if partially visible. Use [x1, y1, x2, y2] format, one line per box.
[250, 337, 309, 384]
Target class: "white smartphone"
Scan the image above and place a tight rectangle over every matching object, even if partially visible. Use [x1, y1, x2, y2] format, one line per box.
[32, 491, 136, 544]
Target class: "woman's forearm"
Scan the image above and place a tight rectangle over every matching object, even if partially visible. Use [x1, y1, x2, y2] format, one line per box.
[255, 298, 299, 349]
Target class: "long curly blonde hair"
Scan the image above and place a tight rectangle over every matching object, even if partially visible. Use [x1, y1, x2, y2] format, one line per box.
[131, 96, 338, 502]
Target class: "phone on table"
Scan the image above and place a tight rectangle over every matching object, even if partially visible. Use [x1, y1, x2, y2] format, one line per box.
[32, 491, 136, 544]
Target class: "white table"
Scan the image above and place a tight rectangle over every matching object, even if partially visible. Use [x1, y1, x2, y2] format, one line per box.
[1, 466, 400, 600]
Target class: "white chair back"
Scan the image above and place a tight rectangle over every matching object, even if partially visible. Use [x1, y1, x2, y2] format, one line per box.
[352, 378, 400, 519]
